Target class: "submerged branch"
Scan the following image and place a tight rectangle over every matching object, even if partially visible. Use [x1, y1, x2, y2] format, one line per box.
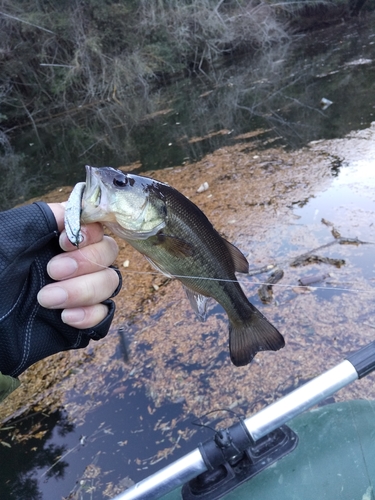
[254, 230, 373, 302]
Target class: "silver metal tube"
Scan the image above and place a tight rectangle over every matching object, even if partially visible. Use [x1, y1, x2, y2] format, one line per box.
[112, 448, 206, 500]
[112, 359, 359, 500]
[245, 359, 358, 441]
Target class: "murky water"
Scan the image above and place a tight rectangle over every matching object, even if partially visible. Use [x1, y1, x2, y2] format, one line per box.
[2, 131, 375, 499]
[1, 14, 375, 500]
[3, 12, 375, 210]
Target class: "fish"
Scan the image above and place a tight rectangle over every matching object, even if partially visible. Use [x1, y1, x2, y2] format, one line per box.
[66, 165, 285, 366]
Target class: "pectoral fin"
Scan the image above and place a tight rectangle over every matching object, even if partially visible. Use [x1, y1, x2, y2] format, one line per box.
[154, 233, 195, 258]
[144, 233, 194, 277]
[182, 285, 209, 322]
[222, 238, 249, 273]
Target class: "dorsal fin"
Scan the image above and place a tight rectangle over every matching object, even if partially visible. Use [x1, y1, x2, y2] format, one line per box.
[222, 238, 249, 274]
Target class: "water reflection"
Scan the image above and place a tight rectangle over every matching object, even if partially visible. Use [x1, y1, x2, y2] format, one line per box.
[1, 384, 213, 500]
[2, 12, 375, 210]
[0, 409, 72, 500]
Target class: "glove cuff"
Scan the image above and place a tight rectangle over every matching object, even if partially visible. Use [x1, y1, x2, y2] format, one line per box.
[84, 299, 116, 341]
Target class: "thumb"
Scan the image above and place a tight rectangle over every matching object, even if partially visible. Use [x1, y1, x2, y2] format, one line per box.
[47, 203, 66, 232]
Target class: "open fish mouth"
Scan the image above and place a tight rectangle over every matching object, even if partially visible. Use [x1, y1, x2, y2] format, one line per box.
[84, 165, 92, 191]
[64, 165, 109, 246]
[85, 165, 102, 208]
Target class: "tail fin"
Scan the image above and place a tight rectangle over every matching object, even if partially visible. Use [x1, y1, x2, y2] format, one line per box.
[229, 309, 285, 367]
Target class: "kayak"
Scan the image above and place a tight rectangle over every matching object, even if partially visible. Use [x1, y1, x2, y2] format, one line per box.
[163, 399, 375, 500]
[112, 342, 375, 500]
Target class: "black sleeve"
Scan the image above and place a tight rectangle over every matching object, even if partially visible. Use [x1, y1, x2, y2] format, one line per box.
[0, 202, 115, 377]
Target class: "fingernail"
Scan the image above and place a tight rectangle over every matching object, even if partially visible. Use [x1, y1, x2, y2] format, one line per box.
[61, 308, 85, 325]
[59, 231, 85, 251]
[48, 257, 78, 279]
[38, 287, 68, 308]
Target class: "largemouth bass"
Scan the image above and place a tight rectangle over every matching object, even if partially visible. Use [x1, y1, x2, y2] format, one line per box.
[66, 165, 285, 366]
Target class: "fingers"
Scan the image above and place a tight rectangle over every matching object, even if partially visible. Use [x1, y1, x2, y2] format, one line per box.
[38, 267, 119, 308]
[48, 203, 65, 232]
[47, 201, 105, 251]
[40, 203, 122, 330]
[59, 223, 105, 252]
[61, 304, 110, 328]
[38, 269, 119, 309]
[47, 200, 119, 282]
[47, 235, 118, 280]
[37, 267, 120, 329]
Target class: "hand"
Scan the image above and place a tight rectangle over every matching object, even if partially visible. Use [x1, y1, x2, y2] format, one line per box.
[37, 203, 120, 329]
[0, 201, 121, 380]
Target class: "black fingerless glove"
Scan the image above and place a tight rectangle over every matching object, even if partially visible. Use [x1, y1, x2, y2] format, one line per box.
[0, 202, 117, 378]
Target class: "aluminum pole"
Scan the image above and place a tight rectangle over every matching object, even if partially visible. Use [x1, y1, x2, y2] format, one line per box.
[244, 359, 358, 441]
[112, 448, 206, 500]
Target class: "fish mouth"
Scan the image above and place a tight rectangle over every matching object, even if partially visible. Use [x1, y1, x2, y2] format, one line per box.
[85, 165, 102, 208]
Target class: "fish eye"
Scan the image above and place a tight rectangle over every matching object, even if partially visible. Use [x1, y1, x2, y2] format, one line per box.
[113, 175, 128, 188]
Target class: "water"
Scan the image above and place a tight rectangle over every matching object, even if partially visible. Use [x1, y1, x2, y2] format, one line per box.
[2, 139, 375, 499]
[1, 14, 375, 500]
[2, 13, 375, 209]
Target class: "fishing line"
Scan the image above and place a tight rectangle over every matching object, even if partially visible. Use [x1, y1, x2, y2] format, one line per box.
[75, 248, 374, 295]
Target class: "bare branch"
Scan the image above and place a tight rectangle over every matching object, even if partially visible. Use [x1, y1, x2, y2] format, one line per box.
[0, 11, 55, 34]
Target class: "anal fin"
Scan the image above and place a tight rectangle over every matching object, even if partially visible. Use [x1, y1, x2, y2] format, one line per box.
[182, 285, 209, 322]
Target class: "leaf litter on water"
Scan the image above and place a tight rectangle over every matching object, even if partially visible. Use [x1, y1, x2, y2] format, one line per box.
[1, 124, 375, 495]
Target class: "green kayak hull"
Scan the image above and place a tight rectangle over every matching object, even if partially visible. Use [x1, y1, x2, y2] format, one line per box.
[161, 399, 375, 500]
